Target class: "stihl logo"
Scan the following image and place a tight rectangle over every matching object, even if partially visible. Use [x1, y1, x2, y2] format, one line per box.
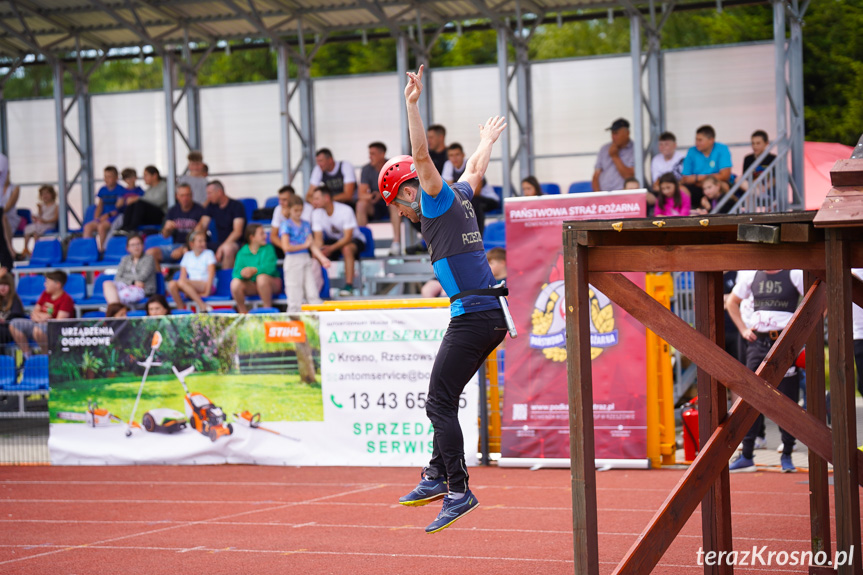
[264, 321, 306, 343]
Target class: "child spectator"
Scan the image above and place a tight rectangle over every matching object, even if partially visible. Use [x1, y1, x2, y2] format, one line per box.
[177, 150, 208, 206]
[623, 177, 642, 190]
[105, 302, 129, 318]
[146, 294, 170, 316]
[103, 234, 157, 306]
[521, 176, 542, 197]
[0, 272, 25, 344]
[486, 247, 507, 282]
[10, 270, 74, 356]
[654, 173, 691, 217]
[694, 176, 732, 215]
[22, 185, 58, 257]
[231, 224, 281, 313]
[280, 195, 330, 313]
[167, 231, 217, 312]
[84, 166, 127, 250]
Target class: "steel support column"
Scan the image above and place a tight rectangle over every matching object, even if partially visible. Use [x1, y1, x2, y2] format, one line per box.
[496, 28, 513, 200]
[772, 0, 789, 209]
[276, 43, 291, 186]
[53, 60, 68, 237]
[644, 0, 665, 158]
[629, 14, 645, 184]
[397, 34, 410, 155]
[76, 75, 93, 213]
[162, 52, 177, 207]
[296, 46, 315, 192]
[182, 34, 202, 152]
[787, 0, 807, 208]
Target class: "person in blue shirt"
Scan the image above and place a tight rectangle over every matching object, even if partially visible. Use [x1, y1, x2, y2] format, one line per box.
[83, 165, 127, 251]
[378, 65, 510, 534]
[280, 194, 330, 312]
[680, 124, 733, 208]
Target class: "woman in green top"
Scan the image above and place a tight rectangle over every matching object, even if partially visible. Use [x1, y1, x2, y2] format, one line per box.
[230, 224, 282, 313]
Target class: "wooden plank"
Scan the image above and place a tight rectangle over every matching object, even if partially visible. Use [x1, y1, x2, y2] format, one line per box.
[825, 230, 863, 575]
[586, 243, 826, 272]
[578, 230, 740, 247]
[829, 158, 863, 186]
[813, 187, 863, 228]
[694, 272, 733, 575]
[564, 210, 816, 232]
[781, 222, 815, 242]
[564, 233, 600, 575]
[804, 270, 832, 564]
[595, 273, 825, 575]
[737, 224, 780, 244]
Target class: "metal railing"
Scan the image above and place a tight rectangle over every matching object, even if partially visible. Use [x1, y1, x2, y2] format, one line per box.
[713, 136, 792, 215]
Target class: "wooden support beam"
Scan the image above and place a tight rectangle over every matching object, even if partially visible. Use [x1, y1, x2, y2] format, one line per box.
[694, 271, 733, 575]
[587, 273, 863, 573]
[829, 159, 863, 186]
[825, 229, 863, 575]
[564, 237, 600, 575]
[804, 270, 832, 565]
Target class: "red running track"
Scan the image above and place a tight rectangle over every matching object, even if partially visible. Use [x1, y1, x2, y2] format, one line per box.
[0, 465, 857, 574]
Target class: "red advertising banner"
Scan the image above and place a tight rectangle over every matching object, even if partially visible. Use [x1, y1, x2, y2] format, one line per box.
[500, 191, 648, 464]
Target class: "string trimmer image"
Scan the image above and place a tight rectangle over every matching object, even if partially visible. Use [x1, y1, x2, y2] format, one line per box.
[57, 401, 123, 427]
[233, 410, 301, 442]
[125, 331, 187, 436]
[173, 365, 233, 442]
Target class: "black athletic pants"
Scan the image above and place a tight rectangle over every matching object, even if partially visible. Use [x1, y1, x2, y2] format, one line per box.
[424, 309, 507, 493]
[121, 200, 165, 231]
[740, 334, 799, 459]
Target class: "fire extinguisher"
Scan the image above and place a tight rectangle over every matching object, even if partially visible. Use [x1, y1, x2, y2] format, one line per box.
[681, 397, 699, 462]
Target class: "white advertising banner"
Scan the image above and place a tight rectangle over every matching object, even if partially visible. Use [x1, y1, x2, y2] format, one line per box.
[47, 310, 478, 467]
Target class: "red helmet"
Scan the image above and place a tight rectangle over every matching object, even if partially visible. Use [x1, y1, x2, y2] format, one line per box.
[378, 155, 418, 206]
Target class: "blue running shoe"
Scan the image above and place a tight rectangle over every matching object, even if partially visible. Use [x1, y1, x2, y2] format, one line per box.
[425, 491, 479, 533]
[780, 454, 796, 473]
[729, 455, 755, 472]
[399, 476, 448, 506]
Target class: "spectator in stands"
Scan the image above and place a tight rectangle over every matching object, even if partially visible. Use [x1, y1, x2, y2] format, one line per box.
[651, 131, 686, 190]
[202, 164, 209, 177]
[305, 148, 356, 207]
[1, 174, 20, 258]
[443, 143, 499, 235]
[623, 177, 642, 190]
[281, 195, 330, 312]
[178, 151, 208, 206]
[311, 187, 363, 297]
[487, 247, 507, 282]
[271, 185, 313, 240]
[22, 186, 59, 258]
[0, 272, 24, 344]
[167, 231, 216, 312]
[146, 294, 170, 317]
[427, 124, 448, 173]
[10, 270, 74, 356]
[654, 173, 691, 217]
[120, 165, 167, 231]
[231, 224, 281, 314]
[680, 125, 733, 207]
[694, 176, 732, 215]
[592, 118, 635, 192]
[521, 176, 542, 197]
[103, 234, 157, 307]
[106, 302, 128, 318]
[356, 142, 402, 256]
[740, 130, 777, 191]
[84, 166, 126, 250]
[196, 180, 245, 269]
[106, 167, 145, 236]
[148, 183, 205, 266]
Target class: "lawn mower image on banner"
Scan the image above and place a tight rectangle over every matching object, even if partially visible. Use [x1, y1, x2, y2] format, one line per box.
[173, 365, 233, 442]
[125, 331, 187, 437]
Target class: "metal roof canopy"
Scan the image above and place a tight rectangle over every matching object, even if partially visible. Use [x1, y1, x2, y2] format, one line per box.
[0, 0, 808, 238]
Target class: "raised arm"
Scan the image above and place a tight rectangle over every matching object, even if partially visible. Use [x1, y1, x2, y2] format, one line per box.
[459, 116, 507, 194]
[405, 66, 443, 197]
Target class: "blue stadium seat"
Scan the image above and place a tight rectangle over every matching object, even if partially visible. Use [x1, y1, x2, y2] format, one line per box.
[170, 308, 194, 315]
[210, 308, 237, 314]
[320, 266, 330, 300]
[23, 239, 62, 268]
[78, 274, 115, 306]
[264, 196, 279, 209]
[541, 183, 561, 195]
[101, 236, 128, 264]
[238, 198, 258, 223]
[155, 273, 166, 295]
[17, 276, 45, 306]
[250, 307, 279, 314]
[64, 238, 99, 266]
[144, 234, 173, 251]
[488, 187, 504, 215]
[0, 355, 16, 388]
[356, 226, 375, 258]
[127, 309, 147, 317]
[14, 209, 32, 237]
[203, 269, 235, 303]
[484, 221, 506, 249]
[69, 205, 98, 235]
[82, 310, 106, 318]
[18, 355, 49, 391]
[568, 181, 593, 194]
[65, 274, 86, 301]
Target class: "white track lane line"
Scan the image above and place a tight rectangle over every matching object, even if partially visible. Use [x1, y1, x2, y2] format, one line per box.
[0, 483, 385, 567]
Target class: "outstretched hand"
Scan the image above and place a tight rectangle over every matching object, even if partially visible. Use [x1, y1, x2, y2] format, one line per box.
[405, 65, 424, 104]
[478, 115, 507, 143]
